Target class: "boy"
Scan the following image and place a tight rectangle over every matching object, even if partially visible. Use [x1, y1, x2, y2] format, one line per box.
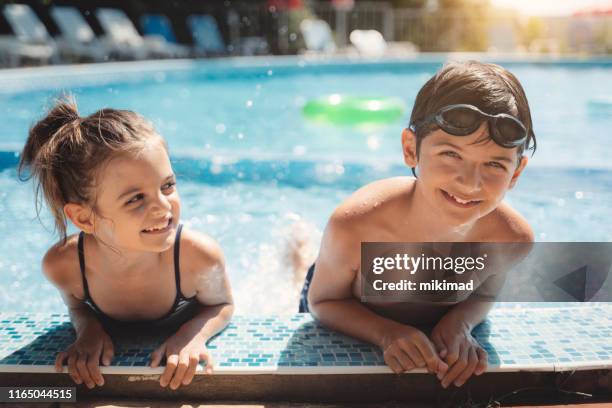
[300, 61, 536, 388]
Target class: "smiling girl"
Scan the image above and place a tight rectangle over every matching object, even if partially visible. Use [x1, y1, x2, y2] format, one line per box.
[19, 98, 233, 390]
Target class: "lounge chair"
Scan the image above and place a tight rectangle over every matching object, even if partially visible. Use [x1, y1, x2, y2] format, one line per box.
[140, 14, 190, 58]
[299, 18, 337, 54]
[0, 4, 58, 66]
[186, 15, 227, 56]
[50, 6, 110, 62]
[349, 29, 387, 58]
[95, 8, 183, 59]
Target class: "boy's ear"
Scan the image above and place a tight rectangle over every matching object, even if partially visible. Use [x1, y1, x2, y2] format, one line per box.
[509, 156, 528, 189]
[401, 128, 418, 169]
[64, 203, 94, 234]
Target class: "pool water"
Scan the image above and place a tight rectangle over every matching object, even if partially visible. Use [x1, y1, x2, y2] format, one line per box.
[0, 58, 611, 314]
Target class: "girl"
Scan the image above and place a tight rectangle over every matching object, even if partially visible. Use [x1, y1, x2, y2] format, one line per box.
[19, 97, 233, 390]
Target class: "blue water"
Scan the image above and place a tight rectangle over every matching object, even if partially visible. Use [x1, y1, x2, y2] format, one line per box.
[0, 57, 611, 314]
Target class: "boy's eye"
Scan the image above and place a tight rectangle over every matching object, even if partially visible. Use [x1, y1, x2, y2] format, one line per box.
[486, 161, 506, 170]
[126, 194, 144, 205]
[441, 151, 461, 159]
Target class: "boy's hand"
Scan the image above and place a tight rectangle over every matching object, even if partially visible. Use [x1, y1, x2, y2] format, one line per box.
[150, 330, 212, 389]
[380, 323, 448, 376]
[430, 317, 488, 388]
[55, 324, 114, 389]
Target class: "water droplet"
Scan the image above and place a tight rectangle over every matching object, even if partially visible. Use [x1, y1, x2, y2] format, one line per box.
[216, 123, 226, 134]
[575, 191, 584, 199]
[246, 100, 253, 108]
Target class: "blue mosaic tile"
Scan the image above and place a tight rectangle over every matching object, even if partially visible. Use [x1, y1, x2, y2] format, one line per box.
[0, 305, 611, 373]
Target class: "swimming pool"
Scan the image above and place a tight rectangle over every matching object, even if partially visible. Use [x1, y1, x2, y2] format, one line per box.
[0, 57, 611, 314]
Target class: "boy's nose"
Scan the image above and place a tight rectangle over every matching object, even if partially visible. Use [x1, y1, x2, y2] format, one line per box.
[456, 164, 482, 193]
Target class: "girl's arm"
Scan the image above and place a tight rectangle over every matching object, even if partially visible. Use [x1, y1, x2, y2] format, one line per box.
[150, 231, 233, 389]
[42, 244, 114, 389]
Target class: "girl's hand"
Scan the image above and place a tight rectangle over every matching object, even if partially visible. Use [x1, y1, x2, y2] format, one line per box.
[380, 323, 448, 376]
[55, 325, 114, 389]
[150, 331, 213, 389]
[430, 317, 488, 388]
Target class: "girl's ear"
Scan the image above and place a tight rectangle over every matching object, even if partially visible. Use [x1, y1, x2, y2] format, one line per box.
[509, 155, 529, 189]
[401, 128, 418, 169]
[64, 203, 94, 234]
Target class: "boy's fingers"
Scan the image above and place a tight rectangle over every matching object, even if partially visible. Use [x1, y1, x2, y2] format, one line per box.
[160, 354, 178, 387]
[67, 354, 82, 384]
[385, 354, 405, 374]
[441, 346, 467, 388]
[444, 341, 460, 366]
[454, 347, 478, 387]
[399, 341, 425, 369]
[392, 348, 416, 372]
[475, 347, 488, 375]
[413, 337, 443, 374]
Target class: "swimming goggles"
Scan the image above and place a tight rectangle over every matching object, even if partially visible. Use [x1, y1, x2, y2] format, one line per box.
[410, 104, 528, 148]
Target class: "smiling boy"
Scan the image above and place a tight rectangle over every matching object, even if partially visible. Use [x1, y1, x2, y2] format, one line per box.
[300, 61, 536, 388]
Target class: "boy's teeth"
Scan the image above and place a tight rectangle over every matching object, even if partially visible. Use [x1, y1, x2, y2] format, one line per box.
[449, 192, 475, 204]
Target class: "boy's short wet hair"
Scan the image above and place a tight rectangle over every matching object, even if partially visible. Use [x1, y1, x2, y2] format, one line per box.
[409, 60, 536, 158]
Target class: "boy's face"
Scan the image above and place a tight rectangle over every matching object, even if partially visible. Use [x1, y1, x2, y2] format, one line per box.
[405, 122, 527, 226]
[92, 140, 181, 253]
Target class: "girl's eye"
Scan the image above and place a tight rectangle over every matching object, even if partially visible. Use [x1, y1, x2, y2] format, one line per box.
[486, 161, 506, 170]
[442, 151, 461, 159]
[162, 182, 176, 191]
[126, 194, 144, 205]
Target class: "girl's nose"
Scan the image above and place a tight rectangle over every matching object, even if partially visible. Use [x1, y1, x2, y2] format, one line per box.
[150, 192, 172, 215]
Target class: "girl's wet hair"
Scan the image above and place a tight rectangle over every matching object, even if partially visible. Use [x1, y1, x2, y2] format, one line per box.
[410, 60, 536, 157]
[18, 96, 166, 243]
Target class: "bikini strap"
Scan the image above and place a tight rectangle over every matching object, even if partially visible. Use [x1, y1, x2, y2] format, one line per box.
[174, 224, 184, 297]
[77, 231, 92, 301]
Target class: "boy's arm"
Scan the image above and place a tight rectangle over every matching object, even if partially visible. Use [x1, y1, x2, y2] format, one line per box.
[308, 217, 446, 374]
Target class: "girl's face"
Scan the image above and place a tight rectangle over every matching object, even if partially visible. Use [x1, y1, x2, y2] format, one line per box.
[414, 122, 526, 226]
[92, 140, 180, 253]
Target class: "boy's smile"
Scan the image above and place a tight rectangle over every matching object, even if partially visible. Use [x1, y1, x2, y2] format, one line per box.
[407, 122, 527, 226]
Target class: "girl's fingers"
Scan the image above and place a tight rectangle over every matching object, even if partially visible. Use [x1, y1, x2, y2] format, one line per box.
[67, 353, 81, 385]
[412, 336, 445, 375]
[169, 353, 190, 390]
[160, 354, 179, 387]
[55, 351, 67, 373]
[475, 347, 488, 375]
[102, 337, 114, 366]
[150, 343, 166, 368]
[384, 354, 405, 374]
[201, 350, 213, 374]
[75, 353, 95, 388]
[182, 355, 200, 385]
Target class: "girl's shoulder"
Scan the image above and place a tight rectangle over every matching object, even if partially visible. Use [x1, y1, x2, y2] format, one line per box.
[42, 234, 84, 298]
[178, 228, 225, 277]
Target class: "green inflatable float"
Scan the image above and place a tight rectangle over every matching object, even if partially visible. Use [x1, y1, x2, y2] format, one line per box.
[303, 94, 405, 126]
